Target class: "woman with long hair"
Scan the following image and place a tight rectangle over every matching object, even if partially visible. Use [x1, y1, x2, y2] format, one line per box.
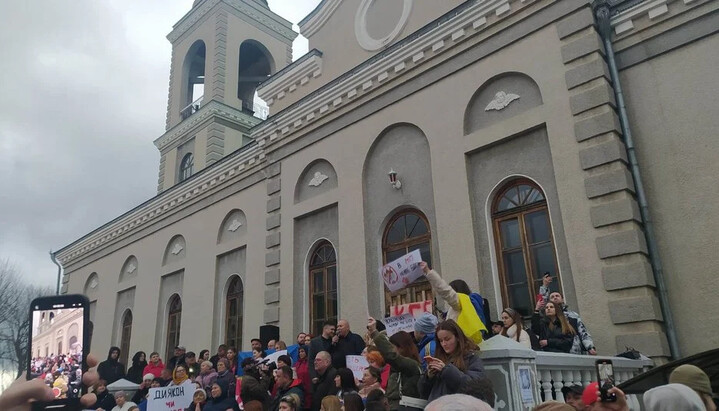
[198, 350, 211, 362]
[126, 351, 147, 384]
[320, 395, 342, 411]
[500, 308, 531, 348]
[334, 368, 359, 397]
[293, 345, 312, 410]
[531, 301, 577, 353]
[367, 318, 422, 410]
[418, 319, 485, 402]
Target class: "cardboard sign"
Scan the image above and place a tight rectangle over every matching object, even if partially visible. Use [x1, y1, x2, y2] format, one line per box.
[384, 313, 416, 337]
[147, 381, 195, 411]
[265, 349, 288, 366]
[346, 355, 369, 380]
[380, 250, 424, 293]
[389, 300, 432, 318]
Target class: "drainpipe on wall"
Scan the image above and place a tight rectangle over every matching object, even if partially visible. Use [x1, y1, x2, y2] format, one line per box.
[50, 251, 62, 295]
[592, 0, 680, 359]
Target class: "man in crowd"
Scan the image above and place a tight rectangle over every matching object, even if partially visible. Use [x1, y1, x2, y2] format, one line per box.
[331, 319, 365, 370]
[268, 365, 304, 411]
[311, 351, 337, 411]
[184, 351, 199, 379]
[97, 346, 125, 385]
[413, 312, 437, 370]
[267, 339, 277, 350]
[209, 344, 227, 369]
[251, 338, 263, 352]
[167, 345, 186, 370]
[308, 321, 335, 380]
[296, 332, 307, 346]
[561, 384, 586, 410]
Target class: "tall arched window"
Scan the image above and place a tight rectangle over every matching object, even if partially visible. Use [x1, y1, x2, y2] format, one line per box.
[225, 277, 244, 349]
[309, 242, 337, 337]
[120, 310, 133, 366]
[165, 295, 182, 361]
[382, 209, 433, 313]
[492, 179, 560, 316]
[179, 153, 194, 182]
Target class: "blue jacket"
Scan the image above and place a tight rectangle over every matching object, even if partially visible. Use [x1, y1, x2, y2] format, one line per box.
[417, 333, 436, 370]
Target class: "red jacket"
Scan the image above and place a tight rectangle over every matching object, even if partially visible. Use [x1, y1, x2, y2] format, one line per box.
[294, 358, 312, 409]
[142, 361, 165, 379]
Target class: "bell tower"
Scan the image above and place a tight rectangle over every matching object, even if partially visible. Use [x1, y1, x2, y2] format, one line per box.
[154, 0, 297, 192]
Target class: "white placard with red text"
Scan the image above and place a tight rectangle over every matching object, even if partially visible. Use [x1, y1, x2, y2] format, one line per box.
[147, 381, 194, 411]
[380, 249, 423, 293]
[346, 355, 369, 380]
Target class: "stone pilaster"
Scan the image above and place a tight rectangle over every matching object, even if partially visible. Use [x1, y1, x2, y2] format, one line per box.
[157, 153, 166, 193]
[206, 123, 226, 166]
[263, 162, 282, 324]
[165, 47, 176, 132]
[557, 7, 669, 358]
[212, 11, 228, 103]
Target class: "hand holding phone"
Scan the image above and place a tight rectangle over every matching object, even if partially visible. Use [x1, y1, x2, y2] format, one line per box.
[595, 359, 617, 402]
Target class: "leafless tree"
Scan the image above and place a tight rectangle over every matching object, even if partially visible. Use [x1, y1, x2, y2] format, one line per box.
[0, 259, 53, 378]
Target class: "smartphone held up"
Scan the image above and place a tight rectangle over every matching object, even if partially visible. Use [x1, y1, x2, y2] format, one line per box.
[596, 359, 617, 402]
[27, 294, 90, 410]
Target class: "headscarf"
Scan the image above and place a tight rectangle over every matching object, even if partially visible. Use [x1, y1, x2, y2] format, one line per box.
[172, 366, 189, 386]
[643, 383, 705, 411]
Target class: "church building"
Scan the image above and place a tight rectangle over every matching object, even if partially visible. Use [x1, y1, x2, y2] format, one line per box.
[55, 0, 719, 363]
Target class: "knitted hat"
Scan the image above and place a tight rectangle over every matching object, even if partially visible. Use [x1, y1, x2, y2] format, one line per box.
[414, 312, 438, 335]
[193, 388, 206, 399]
[669, 364, 713, 396]
[581, 381, 599, 405]
[143, 373, 155, 381]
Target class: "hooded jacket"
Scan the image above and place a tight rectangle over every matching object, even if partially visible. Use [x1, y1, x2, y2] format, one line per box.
[126, 352, 148, 384]
[418, 352, 485, 402]
[98, 347, 126, 384]
[203, 380, 240, 411]
[269, 378, 305, 411]
[142, 359, 165, 380]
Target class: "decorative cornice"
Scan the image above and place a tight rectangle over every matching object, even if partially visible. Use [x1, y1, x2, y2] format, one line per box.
[256, 49, 323, 106]
[610, 0, 670, 35]
[298, 0, 342, 39]
[56, 143, 265, 266]
[154, 100, 261, 152]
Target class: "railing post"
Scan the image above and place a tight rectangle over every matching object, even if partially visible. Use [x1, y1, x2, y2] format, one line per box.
[478, 337, 541, 410]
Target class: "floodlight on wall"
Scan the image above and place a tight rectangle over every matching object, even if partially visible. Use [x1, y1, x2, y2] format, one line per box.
[388, 169, 401, 189]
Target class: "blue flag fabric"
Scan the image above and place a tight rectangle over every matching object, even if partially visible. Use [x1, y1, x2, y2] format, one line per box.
[234, 345, 300, 376]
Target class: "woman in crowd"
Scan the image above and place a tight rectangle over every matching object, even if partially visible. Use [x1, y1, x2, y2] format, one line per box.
[304, 334, 312, 345]
[142, 352, 164, 380]
[418, 320, 485, 402]
[195, 361, 218, 395]
[131, 374, 155, 403]
[500, 308, 531, 348]
[276, 340, 288, 351]
[186, 388, 207, 411]
[342, 393, 364, 411]
[215, 358, 235, 397]
[320, 395, 342, 411]
[203, 381, 240, 411]
[90, 379, 116, 411]
[226, 347, 238, 375]
[198, 349, 210, 362]
[279, 393, 301, 411]
[365, 350, 390, 391]
[170, 365, 190, 386]
[358, 367, 384, 399]
[334, 368, 359, 397]
[111, 391, 136, 411]
[126, 351, 147, 384]
[532, 301, 576, 353]
[294, 345, 312, 410]
[367, 318, 422, 410]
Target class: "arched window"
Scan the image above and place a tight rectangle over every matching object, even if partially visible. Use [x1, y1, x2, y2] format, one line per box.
[57, 340, 62, 356]
[225, 277, 244, 349]
[492, 179, 560, 316]
[120, 311, 133, 366]
[382, 209, 433, 313]
[237, 40, 274, 114]
[165, 295, 182, 361]
[181, 40, 206, 120]
[179, 153, 194, 182]
[309, 242, 337, 337]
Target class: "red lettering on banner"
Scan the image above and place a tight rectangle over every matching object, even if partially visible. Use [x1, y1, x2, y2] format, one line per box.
[390, 300, 432, 318]
[166, 401, 175, 407]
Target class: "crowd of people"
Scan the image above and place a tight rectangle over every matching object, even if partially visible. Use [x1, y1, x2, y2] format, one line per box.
[29, 352, 83, 399]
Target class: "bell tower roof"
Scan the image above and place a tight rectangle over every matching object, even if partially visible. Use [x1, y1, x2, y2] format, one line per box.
[193, 0, 268, 9]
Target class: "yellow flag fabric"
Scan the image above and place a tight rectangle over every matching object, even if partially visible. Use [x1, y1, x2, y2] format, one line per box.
[456, 293, 487, 344]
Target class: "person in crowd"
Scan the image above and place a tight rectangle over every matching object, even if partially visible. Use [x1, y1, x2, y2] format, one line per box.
[159, 368, 173, 386]
[418, 319, 485, 402]
[268, 340, 278, 350]
[420, 262, 487, 343]
[126, 351, 147, 384]
[425, 394, 492, 411]
[240, 357, 271, 405]
[297, 333, 307, 346]
[331, 319, 366, 370]
[91, 379, 116, 411]
[304, 335, 312, 345]
[365, 350, 390, 391]
[558, 384, 585, 410]
[111, 391, 136, 411]
[538, 288, 597, 355]
[311, 351, 337, 411]
[195, 361, 218, 395]
[269, 365, 305, 411]
[644, 384, 706, 411]
[532, 300, 577, 353]
[500, 308, 531, 348]
[334, 368, 359, 397]
[209, 345, 226, 370]
[532, 402, 575, 411]
[279, 393, 301, 411]
[215, 358, 235, 396]
[490, 321, 504, 337]
[170, 364, 190, 386]
[342, 393, 364, 411]
[294, 345, 312, 411]
[367, 318, 422, 410]
[98, 347, 126, 385]
[358, 367, 383, 399]
[187, 388, 207, 411]
[320, 395, 342, 411]
[276, 340, 288, 351]
[131, 373, 155, 404]
[185, 352, 199, 379]
[251, 339, 263, 352]
[277, 355, 293, 369]
[413, 312, 438, 370]
[243, 400, 264, 411]
[143, 352, 165, 379]
[198, 349, 211, 363]
[669, 364, 716, 411]
[167, 346, 187, 370]
[457, 377, 495, 407]
[309, 322, 336, 380]
[225, 347, 238, 375]
[252, 348, 266, 360]
[204, 381, 240, 411]
[364, 389, 390, 411]
[538, 273, 552, 303]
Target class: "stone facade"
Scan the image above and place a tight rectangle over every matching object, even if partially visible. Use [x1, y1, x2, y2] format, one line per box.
[56, 0, 719, 360]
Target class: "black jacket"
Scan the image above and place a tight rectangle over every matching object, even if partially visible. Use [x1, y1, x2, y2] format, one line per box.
[531, 313, 578, 353]
[307, 335, 333, 380]
[126, 351, 147, 384]
[331, 332, 365, 370]
[311, 367, 337, 411]
[97, 346, 126, 384]
[91, 389, 116, 410]
[268, 379, 305, 411]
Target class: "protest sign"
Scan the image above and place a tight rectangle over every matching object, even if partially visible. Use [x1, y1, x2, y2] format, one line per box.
[265, 349, 288, 366]
[147, 381, 194, 411]
[380, 249, 423, 293]
[384, 313, 415, 337]
[389, 300, 433, 318]
[346, 355, 369, 380]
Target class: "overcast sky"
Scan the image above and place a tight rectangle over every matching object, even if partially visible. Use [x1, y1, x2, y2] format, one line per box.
[0, 0, 319, 288]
